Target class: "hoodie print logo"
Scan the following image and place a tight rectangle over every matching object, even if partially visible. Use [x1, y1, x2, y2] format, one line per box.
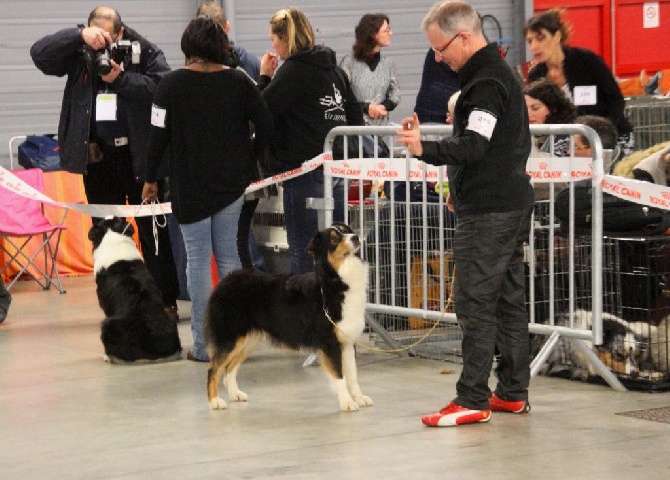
[320, 83, 346, 122]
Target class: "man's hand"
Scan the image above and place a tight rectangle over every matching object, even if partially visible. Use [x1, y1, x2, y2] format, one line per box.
[395, 112, 423, 157]
[446, 193, 454, 213]
[81, 26, 113, 51]
[142, 182, 158, 203]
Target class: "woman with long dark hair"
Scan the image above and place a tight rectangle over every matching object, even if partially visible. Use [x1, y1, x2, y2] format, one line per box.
[142, 16, 273, 362]
[524, 78, 577, 156]
[340, 13, 400, 126]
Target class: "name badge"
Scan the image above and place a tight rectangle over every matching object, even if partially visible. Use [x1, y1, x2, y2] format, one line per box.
[573, 85, 597, 106]
[151, 104, 167, 128]
[96, 93, 117, 121]
[466, 109, 497, 140]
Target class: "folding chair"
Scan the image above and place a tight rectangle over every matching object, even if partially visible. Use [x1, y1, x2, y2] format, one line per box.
[0, 168, 67, 293]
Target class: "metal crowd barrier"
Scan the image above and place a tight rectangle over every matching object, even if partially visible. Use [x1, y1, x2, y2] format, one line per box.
[317, 124, 627, 391]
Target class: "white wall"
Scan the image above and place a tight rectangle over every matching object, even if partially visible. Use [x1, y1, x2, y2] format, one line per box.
[0, 0, 525, 169]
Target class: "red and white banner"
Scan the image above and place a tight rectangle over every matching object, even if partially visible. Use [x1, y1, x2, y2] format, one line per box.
[525, 156, 592, 183]
[244, 153, 330, 194]
[0, 165, 173, 217]
[0, 153, 331, 217]
[5, 152, 670, 217]
[325, 157, 444, 181]
[602, 175, 670, 210]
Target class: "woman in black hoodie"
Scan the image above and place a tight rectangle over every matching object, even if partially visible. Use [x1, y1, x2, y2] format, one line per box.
[258, 7, 364, 274]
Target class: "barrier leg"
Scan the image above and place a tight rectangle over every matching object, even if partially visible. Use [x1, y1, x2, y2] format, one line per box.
[530, 330, 561, 378]
[571, 339, 627, 392]
[364, 312, 408, 355]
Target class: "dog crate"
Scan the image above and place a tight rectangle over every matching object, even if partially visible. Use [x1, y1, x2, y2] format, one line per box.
[533, 232, 670, 391]
[252, 186, 290, 274]
[599, 235, 670, 390]
[624, 96, 670, 150]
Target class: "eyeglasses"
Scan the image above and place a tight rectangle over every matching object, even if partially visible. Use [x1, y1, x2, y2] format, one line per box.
[432, 32, 460, 56]
[574, 137, 591, 150]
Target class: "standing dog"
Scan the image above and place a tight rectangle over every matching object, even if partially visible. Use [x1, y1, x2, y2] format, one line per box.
[88, 216, 182, 364]
[206, 223, 373, 412]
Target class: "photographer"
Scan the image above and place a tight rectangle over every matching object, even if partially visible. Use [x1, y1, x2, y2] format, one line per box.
[30, 6, 181, 322]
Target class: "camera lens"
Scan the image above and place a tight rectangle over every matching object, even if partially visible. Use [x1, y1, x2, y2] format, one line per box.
[95, 49, 112, 75]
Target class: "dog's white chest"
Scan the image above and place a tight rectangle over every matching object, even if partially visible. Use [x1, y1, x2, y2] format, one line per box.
[93, 232, 143, 275]
[337, 259, 368, 338]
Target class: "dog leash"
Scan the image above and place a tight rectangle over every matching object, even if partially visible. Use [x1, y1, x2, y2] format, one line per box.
[123, 200, 168, 255]
[320, 266, 457, 354]
[144, 199, 168, 256]
[322, 304, 450, 354]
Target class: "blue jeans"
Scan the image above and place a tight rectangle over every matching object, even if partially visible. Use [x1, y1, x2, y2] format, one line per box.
[452, 207, 533, 410]
[179, 196, 243, 361]
[283, 169, 343, 274]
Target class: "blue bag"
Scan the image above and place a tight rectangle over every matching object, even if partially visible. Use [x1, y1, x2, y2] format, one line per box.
[17, 134, 62, 171]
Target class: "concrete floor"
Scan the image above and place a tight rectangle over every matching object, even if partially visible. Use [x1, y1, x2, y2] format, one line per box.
[2, 275, 670, 479]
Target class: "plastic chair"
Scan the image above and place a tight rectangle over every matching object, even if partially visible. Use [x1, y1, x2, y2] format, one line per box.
[0, 168, 67, 293]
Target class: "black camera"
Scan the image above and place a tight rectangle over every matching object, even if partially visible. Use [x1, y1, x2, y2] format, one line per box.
[94, 40, 136, 75]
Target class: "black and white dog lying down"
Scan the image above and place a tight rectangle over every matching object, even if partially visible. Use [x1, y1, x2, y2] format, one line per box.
[206, 223, 373, 412]
[88, 216, 182, 364]
[541, 309, 669, 379]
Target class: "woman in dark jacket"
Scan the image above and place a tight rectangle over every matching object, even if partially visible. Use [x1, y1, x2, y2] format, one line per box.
[143, 17, 272, 362]
[525, 8, 633, 154]
[258, 7, 364, 274]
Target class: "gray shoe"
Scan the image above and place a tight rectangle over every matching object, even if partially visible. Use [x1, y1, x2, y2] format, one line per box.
[0, 289, 11, 324]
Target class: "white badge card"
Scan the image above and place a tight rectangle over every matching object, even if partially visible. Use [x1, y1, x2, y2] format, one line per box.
[151, 104, 167, 128]
[96, 93, 117, 121]
[573, 85, 597, 106]
[466, 109, 497, 140]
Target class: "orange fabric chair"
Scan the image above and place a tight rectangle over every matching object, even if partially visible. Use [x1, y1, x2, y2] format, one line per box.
[0, 168, 67, 293]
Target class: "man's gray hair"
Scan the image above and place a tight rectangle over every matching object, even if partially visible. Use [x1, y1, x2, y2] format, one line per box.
[421, 1, 481, 35]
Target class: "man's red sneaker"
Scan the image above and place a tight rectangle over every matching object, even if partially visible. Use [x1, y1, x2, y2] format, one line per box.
[421, 402, 491, 427]
[489, 393, 531, 413]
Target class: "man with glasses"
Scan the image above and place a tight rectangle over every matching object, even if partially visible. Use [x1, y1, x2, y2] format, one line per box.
[396, 1, 534, 427]
[31, 6, 181, 323]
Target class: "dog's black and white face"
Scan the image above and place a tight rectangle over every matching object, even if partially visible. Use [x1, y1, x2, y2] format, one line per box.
[88, 216, 135, 250]
[306, 222, 361, 269]
[88, 216, 142, 275]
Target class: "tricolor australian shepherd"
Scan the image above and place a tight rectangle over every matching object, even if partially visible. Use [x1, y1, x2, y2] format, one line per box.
[206, 223, 373, 412]
[88, 216, 182, 364]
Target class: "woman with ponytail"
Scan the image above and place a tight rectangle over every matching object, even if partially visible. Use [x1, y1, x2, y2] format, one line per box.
[257, 7, 364, 274]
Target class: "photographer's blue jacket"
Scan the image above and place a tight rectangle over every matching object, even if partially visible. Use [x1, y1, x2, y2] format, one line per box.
[30, 26, 170, 178]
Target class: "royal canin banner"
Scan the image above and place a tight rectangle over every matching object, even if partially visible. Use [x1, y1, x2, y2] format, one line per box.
[0, 153, 331, 218]
[525, 156, 592, 183]
[601, 175, 670, 210]
[3, 154, 670, 216]
[326, 157, 444, 181]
